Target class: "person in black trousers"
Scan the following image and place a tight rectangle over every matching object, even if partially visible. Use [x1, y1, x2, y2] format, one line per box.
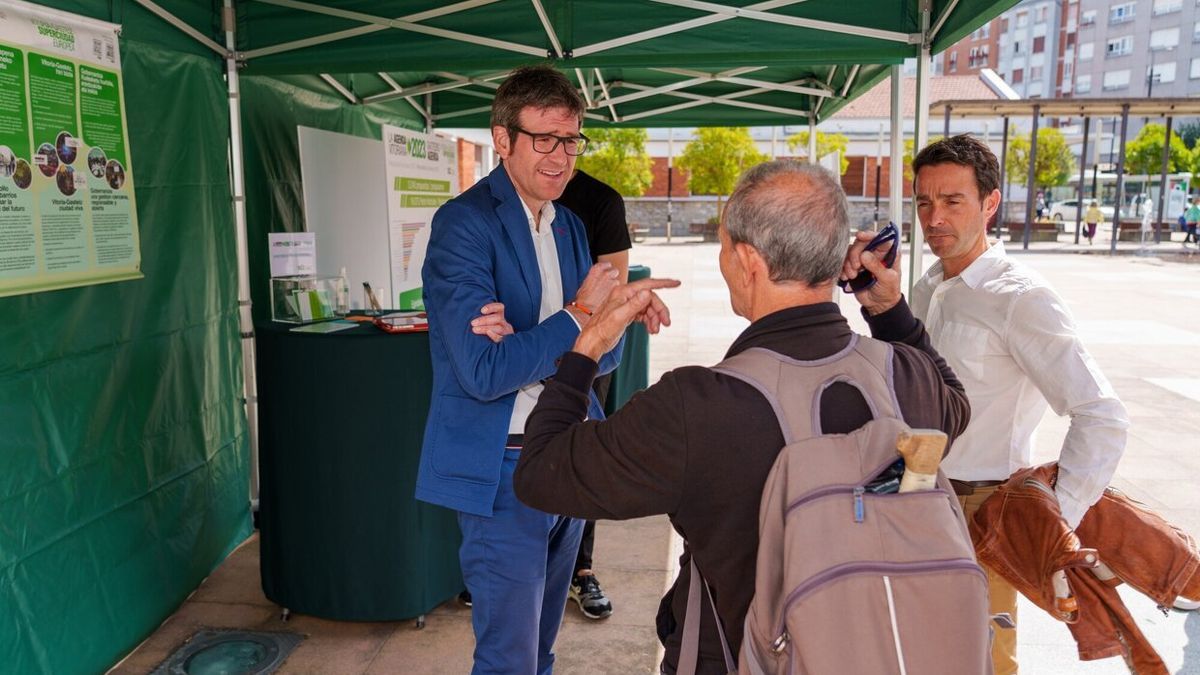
[551, 168, 632, 619]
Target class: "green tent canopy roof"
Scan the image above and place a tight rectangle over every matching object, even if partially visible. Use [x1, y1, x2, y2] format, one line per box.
[177, 0, 1020, 128]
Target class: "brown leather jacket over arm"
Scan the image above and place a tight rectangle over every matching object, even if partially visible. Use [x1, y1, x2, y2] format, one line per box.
[970, 463, 1200, 675]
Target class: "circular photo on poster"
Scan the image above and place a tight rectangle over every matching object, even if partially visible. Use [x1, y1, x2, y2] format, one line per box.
[56, 164, 77, 196]
[0, 146, 14, 178]
[13, 159, 32, 189]
[106, 159, 125, 190]
[87, 148, 107, 178]
[56, 131, 77, 165]
[35, 143, 58, 177]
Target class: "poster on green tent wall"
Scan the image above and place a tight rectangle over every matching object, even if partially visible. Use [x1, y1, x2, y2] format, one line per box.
[0, 0, 141, 297]
[382, 125, 457, 310]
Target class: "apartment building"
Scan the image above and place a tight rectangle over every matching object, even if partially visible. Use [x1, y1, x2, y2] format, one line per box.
[942, 18, 1003, 75]
[1073, 0, 1200, 99]
[995, 0, 1077, 99]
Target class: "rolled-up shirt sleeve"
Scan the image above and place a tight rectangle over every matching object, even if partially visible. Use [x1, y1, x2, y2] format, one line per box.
[1005, 287, 1129, 528]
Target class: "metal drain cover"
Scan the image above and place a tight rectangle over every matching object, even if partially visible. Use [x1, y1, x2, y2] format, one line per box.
[152, 629, 303, 675]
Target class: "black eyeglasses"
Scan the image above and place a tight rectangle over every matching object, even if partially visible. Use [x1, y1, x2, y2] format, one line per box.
[512, 127, 590, 156]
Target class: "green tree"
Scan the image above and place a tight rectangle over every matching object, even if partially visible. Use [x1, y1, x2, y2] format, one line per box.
[1176, 121, 1200, 149]
[574, 127, 654, 196]
[1123, 123, 1190, 175]
[1005, 127, 1075, 190]
[903, 136, 944, 183]
[677, 127, 768, 217]
[786, 130, 850, 175]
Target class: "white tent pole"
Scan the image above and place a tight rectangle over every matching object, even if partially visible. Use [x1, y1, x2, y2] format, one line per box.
[221, 0, 261, 508]
[889, 65, 903, 238]
[908, 0, 932, 292]
[807, 120, 817, 163]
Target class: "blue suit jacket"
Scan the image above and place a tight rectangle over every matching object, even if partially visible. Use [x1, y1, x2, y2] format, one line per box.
[416, 164, 623, 517]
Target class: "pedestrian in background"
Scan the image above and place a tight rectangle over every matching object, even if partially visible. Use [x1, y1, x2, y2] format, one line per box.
[1084, 201, 1102, 245]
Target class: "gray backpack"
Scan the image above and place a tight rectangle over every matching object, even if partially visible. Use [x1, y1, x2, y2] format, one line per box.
[678, 337, 992, 675]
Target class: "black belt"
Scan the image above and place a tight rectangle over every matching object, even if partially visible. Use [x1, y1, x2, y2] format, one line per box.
[950, 479, 1004, 496]
[505, 434, 524, 449]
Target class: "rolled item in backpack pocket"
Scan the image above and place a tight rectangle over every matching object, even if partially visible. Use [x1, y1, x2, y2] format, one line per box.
[896, 429, 947, 493]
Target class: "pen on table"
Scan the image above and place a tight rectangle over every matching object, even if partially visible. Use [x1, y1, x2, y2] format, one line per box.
[363, 282, 383, 312]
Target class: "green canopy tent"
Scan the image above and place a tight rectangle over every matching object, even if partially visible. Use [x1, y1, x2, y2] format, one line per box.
[2, 1, 1014, 672]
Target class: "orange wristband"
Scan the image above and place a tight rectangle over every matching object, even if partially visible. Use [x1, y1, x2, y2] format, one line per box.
[568, 301, 593, 316]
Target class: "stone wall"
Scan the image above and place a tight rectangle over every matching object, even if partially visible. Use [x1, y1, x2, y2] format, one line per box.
[628, 196, 1035, 238]
[626, 197, 916, 236]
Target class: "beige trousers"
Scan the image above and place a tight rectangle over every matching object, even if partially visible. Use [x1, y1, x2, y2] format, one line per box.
[960, 485, 1019, 675]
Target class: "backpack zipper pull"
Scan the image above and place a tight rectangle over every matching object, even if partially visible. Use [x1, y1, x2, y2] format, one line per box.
[853, 487, 865, 523]
[770, 631, 790, 653]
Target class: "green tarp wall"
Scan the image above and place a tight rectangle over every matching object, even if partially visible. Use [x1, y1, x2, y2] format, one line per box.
[1, 3, 249, 673]
[0, 4, 441, 672]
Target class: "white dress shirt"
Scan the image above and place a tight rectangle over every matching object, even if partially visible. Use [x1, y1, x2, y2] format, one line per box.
[508, 200, 569, 434]
[910, 241, 1128, 527]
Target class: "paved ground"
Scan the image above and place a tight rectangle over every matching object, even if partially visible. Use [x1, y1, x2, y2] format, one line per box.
[112, 233, 1200, 674]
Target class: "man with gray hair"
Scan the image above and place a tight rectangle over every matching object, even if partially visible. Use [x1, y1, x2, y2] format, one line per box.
[514, 160, 970, 674]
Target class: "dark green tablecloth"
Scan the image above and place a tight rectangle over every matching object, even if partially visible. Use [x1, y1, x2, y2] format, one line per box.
[606, 264, 651, 415]
[255, 321, 461, 621]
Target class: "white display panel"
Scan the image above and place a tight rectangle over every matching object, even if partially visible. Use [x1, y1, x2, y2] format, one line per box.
[297, 125, 391, 310]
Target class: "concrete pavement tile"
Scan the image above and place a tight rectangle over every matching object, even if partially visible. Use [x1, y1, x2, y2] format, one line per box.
[1123, 478, 1200, 513]
[553, 622, 662, 675]
[362, 611, 474, 675]
[1153, 508, 1200, 540]
[1148, 377, 1200, 404]
[269, 615, 397, 675]
[592, 516, 675, 572]
[1127, 427, 1200, 454]
[689, 317, 748, 340]
[1111, 453, 1200, 480]
[187, 535, 272, 607]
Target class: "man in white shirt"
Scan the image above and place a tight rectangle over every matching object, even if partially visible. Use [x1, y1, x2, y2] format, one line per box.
[843, 134, 1128, 675]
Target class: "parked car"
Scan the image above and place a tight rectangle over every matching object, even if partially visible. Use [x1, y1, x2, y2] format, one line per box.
[1048, 199, 1114, 231]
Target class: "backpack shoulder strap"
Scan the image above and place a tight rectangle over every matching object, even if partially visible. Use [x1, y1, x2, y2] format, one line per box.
[712, 336, 903, 442]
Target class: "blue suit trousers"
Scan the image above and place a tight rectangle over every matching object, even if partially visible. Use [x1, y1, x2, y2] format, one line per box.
[458, 449, 584, 675]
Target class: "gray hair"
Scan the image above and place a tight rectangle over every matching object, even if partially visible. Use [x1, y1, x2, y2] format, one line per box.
[723, 160, 850, 286]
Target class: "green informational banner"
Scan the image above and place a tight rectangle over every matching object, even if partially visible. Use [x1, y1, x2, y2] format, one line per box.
[0, 1, 140, 297]
[383, 124, 458, 310]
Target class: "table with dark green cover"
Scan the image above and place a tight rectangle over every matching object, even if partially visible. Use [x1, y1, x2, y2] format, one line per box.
[606, 264, 651, 415]
[255, 321, 462, 621]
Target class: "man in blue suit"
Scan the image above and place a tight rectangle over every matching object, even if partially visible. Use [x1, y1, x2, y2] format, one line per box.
[416, 65, 624, 674]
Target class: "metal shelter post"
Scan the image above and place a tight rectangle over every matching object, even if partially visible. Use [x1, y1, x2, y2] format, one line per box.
[1111, 104, 1130, 254]
[222, 0, 261, 505]
[666, 128, 674, 242]
[1075, 116, 1089, 245]
[997, 116, 1008, 240]
[1155, 116, 1173, 244]
[908, 4, 932, 288]
[807, 120, 817, 163]
[889, 66, 903, 237]
[874, 123, 884, 226]
[943, 105, 951, 137]
[1022, 104, 1040, 250]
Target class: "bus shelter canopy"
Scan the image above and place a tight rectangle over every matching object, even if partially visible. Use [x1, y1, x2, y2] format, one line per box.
[931, 97, 1200, 119]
